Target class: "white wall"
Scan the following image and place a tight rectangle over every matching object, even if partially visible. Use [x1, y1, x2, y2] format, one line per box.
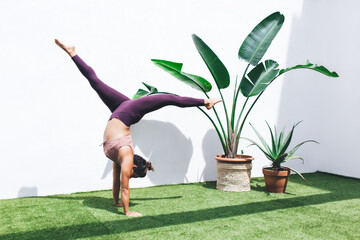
[0, 0, 356, 200]
[276, 0, 360, 179]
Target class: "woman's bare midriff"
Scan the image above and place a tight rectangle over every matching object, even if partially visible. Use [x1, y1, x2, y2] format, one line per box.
[103, 118, 131, 141]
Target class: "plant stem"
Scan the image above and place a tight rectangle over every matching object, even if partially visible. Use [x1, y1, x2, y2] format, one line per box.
[234, 73, 282, 153]
[197, 107, 227, 154]
[236, 92, 263, 152]
[229, 97, 249, 156]
[231, 64, 250, 129]
[228, 75, 239, 152]
[230, 75, 239, 131]
[204, 92, 229, 150]
[234, 97, 249, 134]
[216, 89, 231, 148]
[157, 91, 229, 155]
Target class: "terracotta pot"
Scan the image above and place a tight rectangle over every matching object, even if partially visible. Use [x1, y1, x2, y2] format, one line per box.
[262, 167, 291, 193]
[215, 155, 254, 192]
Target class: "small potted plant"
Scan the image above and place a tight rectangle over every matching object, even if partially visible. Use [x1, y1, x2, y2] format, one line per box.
[244, 121, 317, 193]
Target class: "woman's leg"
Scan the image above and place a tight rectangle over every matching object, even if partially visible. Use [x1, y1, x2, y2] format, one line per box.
[55, 39, 129, 112]
[130, 94, 221, 116]
[71, 55, 129, 112]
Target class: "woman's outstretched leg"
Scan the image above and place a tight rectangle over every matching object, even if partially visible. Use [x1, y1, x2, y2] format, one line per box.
[71, 55, 130, 112]
[110, 94, 222, 126]
[131, 94, 222, 116]
[55, 39, 129, 112]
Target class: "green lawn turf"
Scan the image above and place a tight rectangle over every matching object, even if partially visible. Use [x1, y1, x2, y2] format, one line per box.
[0, 172, 359, 240]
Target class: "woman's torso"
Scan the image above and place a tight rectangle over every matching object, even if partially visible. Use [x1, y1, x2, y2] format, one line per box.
[103, 118, 131, 141]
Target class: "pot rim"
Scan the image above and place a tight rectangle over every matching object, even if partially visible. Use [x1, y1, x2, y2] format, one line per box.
[215, 154, 254, 163]
[262, 167, 290, 177]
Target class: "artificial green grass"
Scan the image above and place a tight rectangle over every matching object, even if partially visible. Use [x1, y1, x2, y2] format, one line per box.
[0, 172, 359, 240]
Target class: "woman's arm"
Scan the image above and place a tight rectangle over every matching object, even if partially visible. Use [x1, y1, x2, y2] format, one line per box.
[119, 147, 142, 217]
[112, 162, 122, 206]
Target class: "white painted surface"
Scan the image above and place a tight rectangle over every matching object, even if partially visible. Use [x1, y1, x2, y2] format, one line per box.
[0, 0, 357, 199]
[275, 0, 360, 179]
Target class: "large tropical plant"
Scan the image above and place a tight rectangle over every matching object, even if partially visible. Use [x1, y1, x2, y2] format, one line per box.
[244, 121, 318, 181]
[133, 12, 338, 158]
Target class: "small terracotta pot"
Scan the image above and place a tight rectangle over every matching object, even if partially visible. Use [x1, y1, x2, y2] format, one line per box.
[262, 167, 291, 193]
[215, 155, 254, 192]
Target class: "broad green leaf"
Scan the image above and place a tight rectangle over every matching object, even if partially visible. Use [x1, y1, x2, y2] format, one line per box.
[287, 140, 319, 157]
[182, 72, 212, 92]
[192, 34, 230, 89]
[279, 60, 339, 77]
[133, 82, 159, 99]
[151, 59, 183, 72]
[240, 60, 279, 97]
[152, 59, 212, 92]
[238, 12, 285, 65]
[132, 89, 150, 99]
[142, 82, 158, 93]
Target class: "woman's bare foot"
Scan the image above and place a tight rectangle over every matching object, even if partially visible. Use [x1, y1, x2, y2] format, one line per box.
[115, 202, 123, 207]
[54, 39, 76, 57]
[205, 98, 223, 110]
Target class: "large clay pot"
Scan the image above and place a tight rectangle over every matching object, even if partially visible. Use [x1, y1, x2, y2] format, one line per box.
[262, 167, 291, 193]
[215, 155, 254, 192]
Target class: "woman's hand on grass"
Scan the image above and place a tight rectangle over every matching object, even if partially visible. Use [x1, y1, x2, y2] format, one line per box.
[126, 212, 142, 217]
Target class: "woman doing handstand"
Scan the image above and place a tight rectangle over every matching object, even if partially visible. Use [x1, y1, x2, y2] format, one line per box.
[55, 39, 222, 217]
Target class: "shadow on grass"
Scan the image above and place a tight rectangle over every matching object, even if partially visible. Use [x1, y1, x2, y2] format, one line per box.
[249, 178, 270, 195]
[201, 177, 293, 196]
[201, 179, 269, 194]
[43, 195, 182, 215]
[204, 172, 340, 195]
[201, 178, 270, 194]
[200, 181, 216, 190]
[3, 192, 359, 239]
[2, 173, 358, 239]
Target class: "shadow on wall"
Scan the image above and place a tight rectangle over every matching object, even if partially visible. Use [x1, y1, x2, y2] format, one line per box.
[101, 160, 113, 180]
[18, 186, 38, 198]
[201, 129, 223, 181]
[100, 121, 222, 184]
[130, 120, 193, 185]
[277, 2, 359, 176]
[100, 120, 194, 183]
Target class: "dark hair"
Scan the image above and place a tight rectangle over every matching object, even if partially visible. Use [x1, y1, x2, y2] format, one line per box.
[133, 154, 154, 178]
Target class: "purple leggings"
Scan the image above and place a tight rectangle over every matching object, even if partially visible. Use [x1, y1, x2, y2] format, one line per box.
[72, 55, 205, 126]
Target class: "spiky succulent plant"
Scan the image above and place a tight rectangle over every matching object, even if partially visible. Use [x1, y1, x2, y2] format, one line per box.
[244, 121, 318, 181]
